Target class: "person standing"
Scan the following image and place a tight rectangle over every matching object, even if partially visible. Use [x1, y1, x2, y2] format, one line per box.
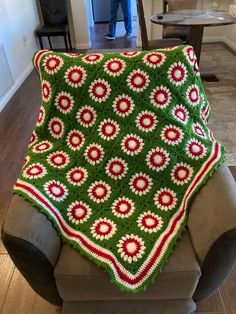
[105, 0, 132, 40]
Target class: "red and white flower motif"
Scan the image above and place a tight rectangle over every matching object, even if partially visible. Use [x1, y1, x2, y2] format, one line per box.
[23, 163, 47, 180]
[105, 157, 128, 180]
[89, 78, 111, 103]
[121, 134, 144, 156]
[43, 55, 64, 74]
[63, 52, 81, 58]
[33, 50, 50, 76]
[127, 69, 150, 92]
[154, 188, 177, 211]
[113, 94, 134, 117]
[55, 91, 74, 114]
[64, 66, 87, 88]
[23, 156, 30, 167]
[76, 105, 96, 128]
[186, 85, 200, 106]
[150, 85, 171, 109]
[82, 53, 103, 64]
[186, 139, 207, 160]
[161, 124, 184, 145]
[137, 211, 163, 233]
[161, 46, 179, 51]
[117, 234, 145, 263]
[171, 162, 193, 185]
[98, 119, 120, 141]
[47, 151, 70, 169]
[91, 218, 117, 240]
[41, 80, 51, 102]
[88, 181, 111, 203]
[36, 106, 45, 127]
[172, 104, 189, 125]
[193, 59, 200, 76]
[193, 123, 206, 139]
[146, 147, 170, 172]
[143, 52, 166, 68]
[168, 62, 187, 86]
[48, 117, 64, 139]
[67, 201, 91, 224]
[120, 51, 140, 58]
[33, 140, 53, 153]
[104, 58, 126, 77]
[112, 197, 135, 218]
[135, 111, 157, 132]
[44, 180, 68, 202]
[84, 143, 104, 165]
[29, 131, 37, 147]
[66, 167, 88, 186]
[66, 130, 85, 151]
[183, 46, 195, 65]
[129, 173, 153, 196]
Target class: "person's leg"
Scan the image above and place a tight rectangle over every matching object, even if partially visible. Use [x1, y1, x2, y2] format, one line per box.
[120, 0, 132, 36]
[107, 0, 120, 37]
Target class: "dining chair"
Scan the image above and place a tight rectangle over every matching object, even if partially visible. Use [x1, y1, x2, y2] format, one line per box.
[163, 0, 198, 43]
[35, 0, 72, 52]
[136, 0, 182, 50]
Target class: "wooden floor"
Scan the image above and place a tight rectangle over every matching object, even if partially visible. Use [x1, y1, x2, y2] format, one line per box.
[90, 21, 137, 50]
[0, 43, 236, 313]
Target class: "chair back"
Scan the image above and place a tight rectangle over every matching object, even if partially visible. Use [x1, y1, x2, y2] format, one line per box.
[164, 0, 197, 12]
[39, 0, 68, 26]
[136, 0, 149, 50]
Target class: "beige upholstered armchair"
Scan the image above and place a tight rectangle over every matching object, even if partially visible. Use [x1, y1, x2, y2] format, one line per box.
[2, 163, 236, 314]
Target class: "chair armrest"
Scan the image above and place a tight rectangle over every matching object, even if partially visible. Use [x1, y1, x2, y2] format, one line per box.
[187, 163, 236, 301]
[1, 195, 62, 305]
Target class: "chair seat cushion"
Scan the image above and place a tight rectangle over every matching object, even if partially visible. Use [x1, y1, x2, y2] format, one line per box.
[35, 24, 68, 36]
[163, 25, 191, 42]
[54, 231, 201, 301]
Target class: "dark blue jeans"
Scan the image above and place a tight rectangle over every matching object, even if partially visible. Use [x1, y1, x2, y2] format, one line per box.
[108, 0, 132, 36]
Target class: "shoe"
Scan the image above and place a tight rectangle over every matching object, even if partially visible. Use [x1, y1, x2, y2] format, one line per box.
[104, 33, 115, 40]
[124, 32, 132, 38]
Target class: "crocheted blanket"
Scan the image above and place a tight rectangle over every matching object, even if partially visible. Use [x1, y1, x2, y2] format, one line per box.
[14, 46, 224, 292]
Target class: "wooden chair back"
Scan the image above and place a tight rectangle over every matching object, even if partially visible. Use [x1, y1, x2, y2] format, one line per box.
[136, 0, 150, 50]
[39, 0, 68, 26]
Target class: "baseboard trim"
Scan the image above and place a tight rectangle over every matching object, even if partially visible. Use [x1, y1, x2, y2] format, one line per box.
[203, 36, 225, 43]
[223, 36, 236, 53]
[75, 41, 91, 50]
[0, 63, 33, 112]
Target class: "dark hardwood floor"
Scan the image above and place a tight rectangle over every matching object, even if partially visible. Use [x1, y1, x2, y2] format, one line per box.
[0, 44, 235, 313]
[90, 21, 137, 50]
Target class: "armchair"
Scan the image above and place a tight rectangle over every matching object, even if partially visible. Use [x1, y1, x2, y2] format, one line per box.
[2, 163, 236, 314]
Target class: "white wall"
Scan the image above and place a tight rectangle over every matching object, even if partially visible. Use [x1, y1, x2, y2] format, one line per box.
[71, 0, 91, 49]
[0, 0, 39, 111]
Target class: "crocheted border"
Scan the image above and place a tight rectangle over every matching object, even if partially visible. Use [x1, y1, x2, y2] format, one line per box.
[14, 141, 223, 292]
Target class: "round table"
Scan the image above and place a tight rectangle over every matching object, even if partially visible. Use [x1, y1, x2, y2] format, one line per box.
[151, 9, 236, 62]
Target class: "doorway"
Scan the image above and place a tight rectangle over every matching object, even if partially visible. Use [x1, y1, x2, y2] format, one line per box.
[86, 0, 138, 50]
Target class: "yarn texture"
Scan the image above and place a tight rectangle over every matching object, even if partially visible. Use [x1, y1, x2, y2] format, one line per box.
[14, 46, 224, 292]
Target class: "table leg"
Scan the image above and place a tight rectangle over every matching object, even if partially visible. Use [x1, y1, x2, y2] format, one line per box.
[188, 26, 204, 63]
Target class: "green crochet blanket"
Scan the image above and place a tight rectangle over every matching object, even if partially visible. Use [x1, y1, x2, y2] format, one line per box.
[14, 46, 224, 292]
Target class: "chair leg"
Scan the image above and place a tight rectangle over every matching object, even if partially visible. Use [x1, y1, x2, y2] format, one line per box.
[48, 37, 53, 50]
[38, 36, 44, 50]
[68, 31, 72, 51]
[64, 35, 69, 52]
